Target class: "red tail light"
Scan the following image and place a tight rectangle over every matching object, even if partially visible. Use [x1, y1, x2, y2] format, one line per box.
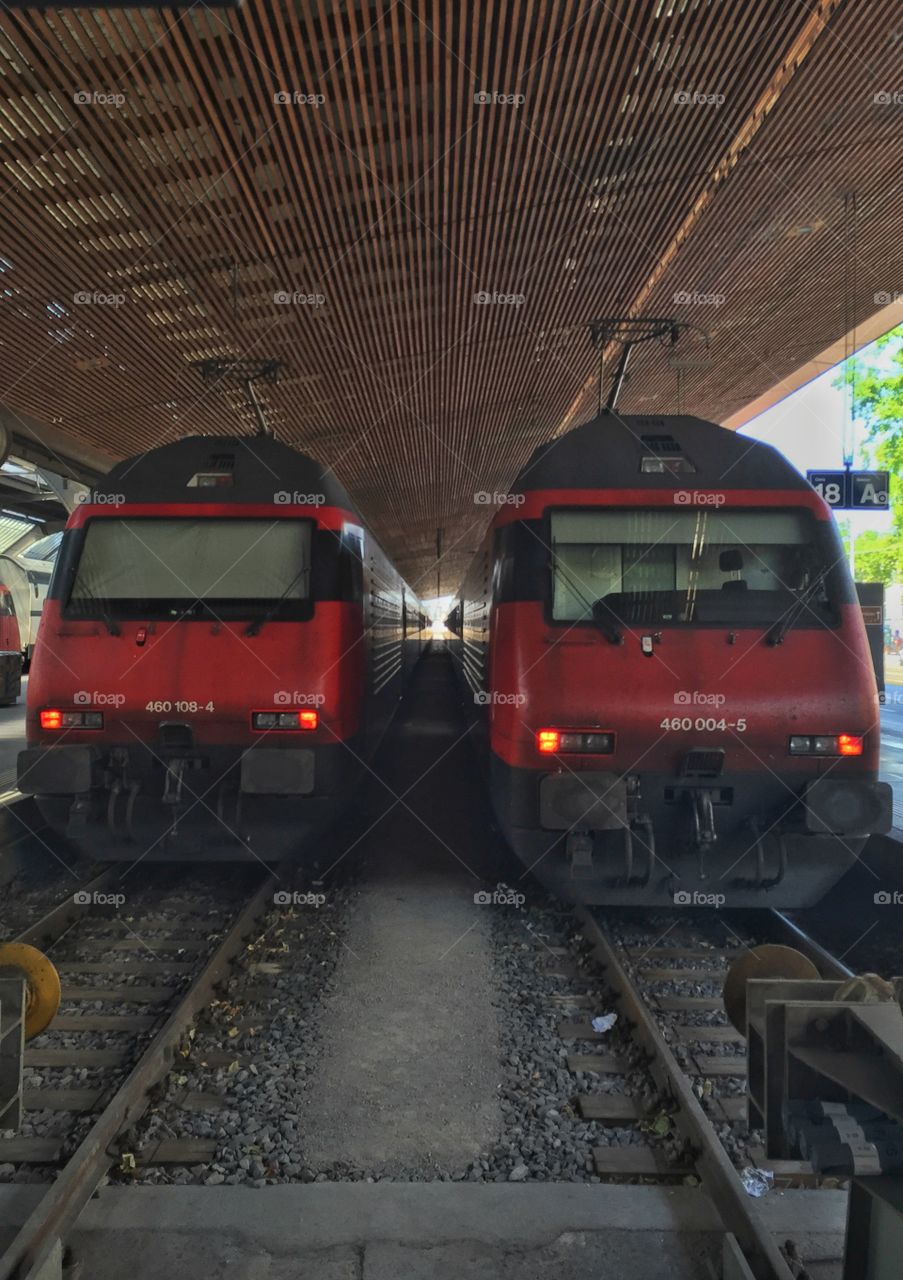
[537, 728, 615, 755]
[789, 734, 864, 757]
[40, 709, 104, 730]
[251, 710, 319, 731]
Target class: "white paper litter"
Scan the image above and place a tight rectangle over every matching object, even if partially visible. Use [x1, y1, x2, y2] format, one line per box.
[740, 1167, 774, 1198]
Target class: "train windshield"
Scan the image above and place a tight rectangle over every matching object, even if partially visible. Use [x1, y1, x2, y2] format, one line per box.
[65, 518, 312, 621]
[549, 508, 835, 626]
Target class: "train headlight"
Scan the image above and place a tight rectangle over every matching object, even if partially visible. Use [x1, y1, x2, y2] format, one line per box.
[251, 710, 318, 731]
[537, 728, 615, 755]
[788, 734, 863, 757]
[39, 709, 104, 730]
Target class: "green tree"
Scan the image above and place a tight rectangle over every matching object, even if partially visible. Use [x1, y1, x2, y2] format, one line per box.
[835, 325, 903, 587]
[841, 528, 903, 583]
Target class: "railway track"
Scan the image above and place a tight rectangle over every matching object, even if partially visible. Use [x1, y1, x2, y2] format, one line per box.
[0, 865, 278, 1280]
[0, 854, 875, 1280]
[537, 904, 858, 1280]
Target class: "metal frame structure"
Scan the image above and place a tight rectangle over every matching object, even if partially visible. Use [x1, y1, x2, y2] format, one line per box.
[743, 974, 903, 1280]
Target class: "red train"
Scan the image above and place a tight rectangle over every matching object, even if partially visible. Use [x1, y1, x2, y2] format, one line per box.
[448, 412, 891, 907]
[0, 582, 22, 706]
[18, 435, 426, 860]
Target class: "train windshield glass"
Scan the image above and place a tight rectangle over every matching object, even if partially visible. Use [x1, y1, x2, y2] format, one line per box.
[549, 508, 834, 626]
[66, 518, 312, 621]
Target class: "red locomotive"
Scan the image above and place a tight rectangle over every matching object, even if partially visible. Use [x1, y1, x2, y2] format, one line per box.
[18, 435, 426, 860]
[448, 412, 891, 907]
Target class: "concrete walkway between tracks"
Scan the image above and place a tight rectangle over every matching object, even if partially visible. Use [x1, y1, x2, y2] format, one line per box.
[299, 650, 502, 1176]
[298, 852, 501, 1174]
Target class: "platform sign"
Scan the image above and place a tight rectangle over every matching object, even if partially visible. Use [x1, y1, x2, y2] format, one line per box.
[806, 469, 890, 511]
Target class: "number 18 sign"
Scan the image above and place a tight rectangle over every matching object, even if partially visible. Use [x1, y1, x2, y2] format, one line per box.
[806, 470, 890, 511]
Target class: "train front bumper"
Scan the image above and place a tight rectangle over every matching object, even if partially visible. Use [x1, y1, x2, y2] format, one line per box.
[537, 770, 892, 840]
[18, 743, 318, 797]
[492, 757, 893, 907]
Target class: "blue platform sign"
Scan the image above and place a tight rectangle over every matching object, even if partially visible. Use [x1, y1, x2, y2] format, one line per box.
[806, 470, 890, 511]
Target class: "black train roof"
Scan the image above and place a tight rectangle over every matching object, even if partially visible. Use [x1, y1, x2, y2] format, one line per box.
[511, 413, 810, 494]
[94, 435, 357, 509]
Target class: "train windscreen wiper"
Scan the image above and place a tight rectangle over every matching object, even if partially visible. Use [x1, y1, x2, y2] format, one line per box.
[550, 541, 622, 644]
[766, 568, 830, 646]
[244, 563, 309, 636]
[590, 597, 624, 645]
[74, 582, 121, 636]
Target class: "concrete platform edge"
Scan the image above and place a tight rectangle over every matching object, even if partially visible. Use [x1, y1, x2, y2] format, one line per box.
[0, 1182, 848, 1249]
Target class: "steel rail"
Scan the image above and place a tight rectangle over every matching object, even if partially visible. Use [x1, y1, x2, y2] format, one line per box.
[766, 909, 853, 982]
[574, 904, 796, 1280]
[14, 867, 122, 949]
[0, 871, 278, 1280]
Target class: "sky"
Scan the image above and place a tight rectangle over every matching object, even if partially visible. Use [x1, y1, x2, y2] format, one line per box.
[742, 332, 895, 541]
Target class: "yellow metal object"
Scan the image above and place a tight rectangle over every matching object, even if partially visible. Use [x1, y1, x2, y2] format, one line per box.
[0, 942, 61, 1039]
[722, 944, 818, 1035]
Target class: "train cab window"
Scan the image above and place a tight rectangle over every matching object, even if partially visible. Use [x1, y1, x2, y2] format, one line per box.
[0, 587, 13, 616]
[549, 508, 834, 627]
[65, 517, 313, 621]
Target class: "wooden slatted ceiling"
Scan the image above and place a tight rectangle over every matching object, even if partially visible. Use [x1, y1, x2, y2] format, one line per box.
[0, 1, 899, 592]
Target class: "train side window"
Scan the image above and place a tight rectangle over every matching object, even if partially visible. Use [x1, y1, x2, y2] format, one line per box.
[340, 524, 364, 603]
[47, 528, 81, 601]
[492, 521, 545, 603]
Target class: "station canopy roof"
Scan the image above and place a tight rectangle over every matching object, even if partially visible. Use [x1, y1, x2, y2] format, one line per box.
[0, 1, 899, 592]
